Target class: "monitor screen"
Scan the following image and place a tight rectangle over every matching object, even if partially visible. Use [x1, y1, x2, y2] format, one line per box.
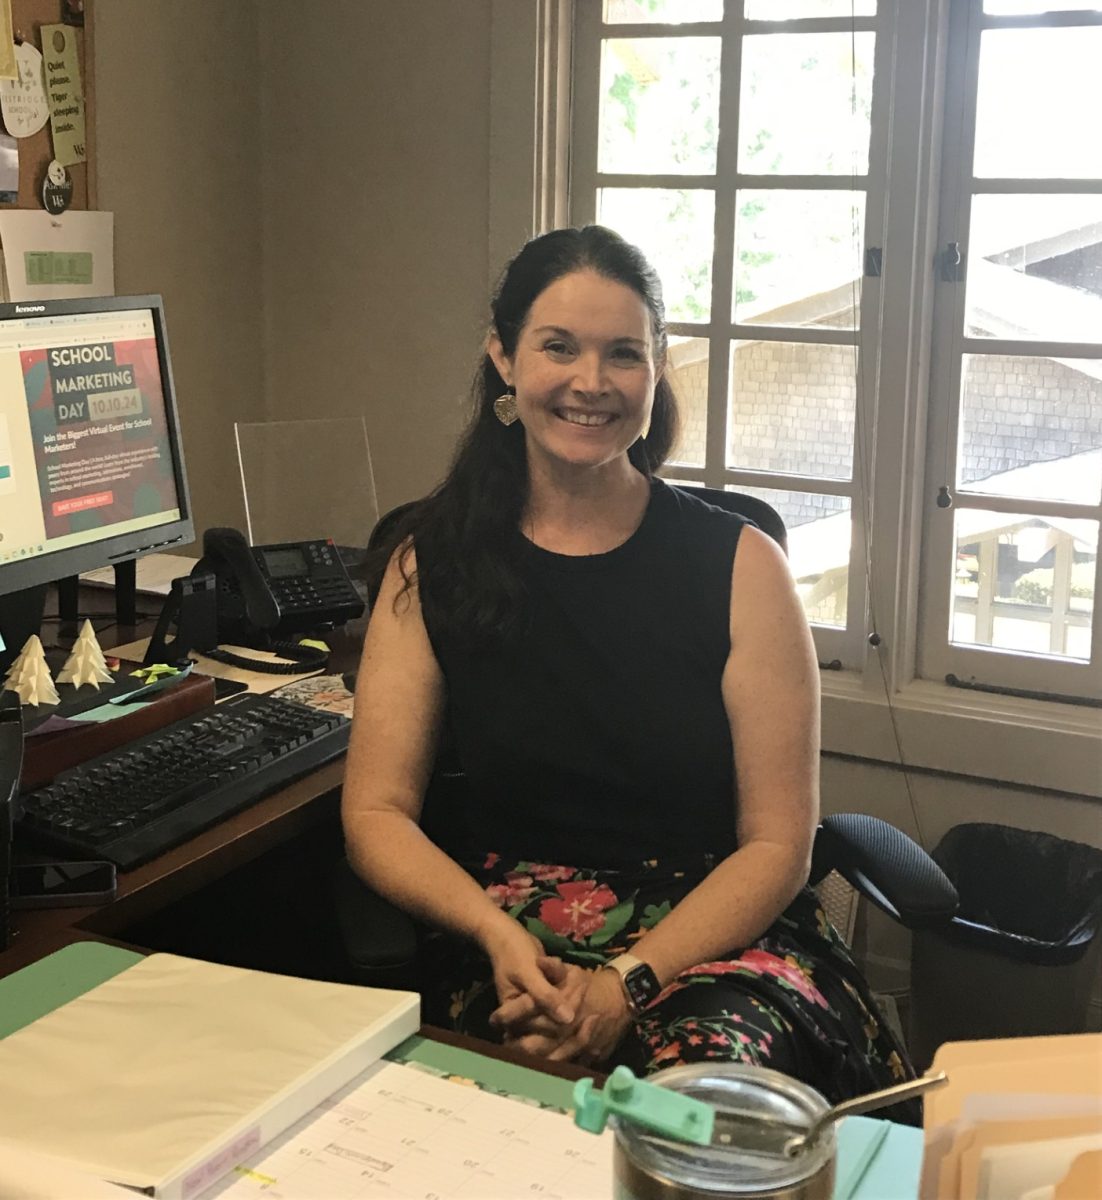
[0, 295, 193, 599]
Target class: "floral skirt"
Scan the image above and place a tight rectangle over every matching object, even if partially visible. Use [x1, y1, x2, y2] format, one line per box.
[421, 854, 920, 1122]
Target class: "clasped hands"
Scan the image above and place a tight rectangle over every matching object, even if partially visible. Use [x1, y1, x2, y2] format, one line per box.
[484, 924, 632, 1065]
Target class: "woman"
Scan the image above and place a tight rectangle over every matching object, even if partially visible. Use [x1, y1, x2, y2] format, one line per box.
[341, 225, 913, 1106]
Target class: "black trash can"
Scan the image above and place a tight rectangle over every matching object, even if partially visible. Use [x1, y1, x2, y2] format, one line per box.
[909, 823, 1102, 1067]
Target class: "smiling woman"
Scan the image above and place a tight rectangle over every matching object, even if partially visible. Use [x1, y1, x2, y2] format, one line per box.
[341, 226, 917, 1115]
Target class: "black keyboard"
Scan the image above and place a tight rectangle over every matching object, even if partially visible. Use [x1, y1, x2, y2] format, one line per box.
[17, 694, 351, 870]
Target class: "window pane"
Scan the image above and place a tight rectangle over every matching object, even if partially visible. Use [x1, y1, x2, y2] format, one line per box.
[734, 485, 851, 628]
[966, 195, 1102, 342]
[738, 33, 875, 175]
[734, 190, 865, 328]
[728, 340, 856, 478]
[952, 511, 1096, 660]
[958, 355, 1102, 503]
[599, 38, 721, 175]
[604, 0, 724, 22]
[667, 336, 709, 467]
[974, 28, 1102, 179]
[985, 1, 1102, 13]
[598, 187, 715, 321]
[746, 0, 875, 14]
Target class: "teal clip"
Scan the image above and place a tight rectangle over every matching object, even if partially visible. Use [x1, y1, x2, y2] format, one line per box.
[573, 1065, 714, 1145]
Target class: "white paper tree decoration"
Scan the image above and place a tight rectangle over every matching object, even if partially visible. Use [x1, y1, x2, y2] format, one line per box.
[57, 620, 114, 690]
[3, 635, 60, 706]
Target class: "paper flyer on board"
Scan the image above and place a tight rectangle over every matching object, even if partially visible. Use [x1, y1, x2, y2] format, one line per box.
[40, 22, 87, 165]
[0, 209, 113, 301]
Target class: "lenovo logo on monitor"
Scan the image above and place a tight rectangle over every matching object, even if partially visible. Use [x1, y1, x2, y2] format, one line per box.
[14, 304, 45, 313]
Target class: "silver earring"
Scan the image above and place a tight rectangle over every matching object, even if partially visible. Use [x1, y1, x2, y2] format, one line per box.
[493, 389, 519, 426]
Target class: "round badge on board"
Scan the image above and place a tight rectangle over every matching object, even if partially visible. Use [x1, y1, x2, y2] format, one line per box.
[0, 41, 50, 139]
[42, 159, 73, 214]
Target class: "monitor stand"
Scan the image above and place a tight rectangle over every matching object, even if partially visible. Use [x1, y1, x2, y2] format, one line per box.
[57, 560, 138, 631]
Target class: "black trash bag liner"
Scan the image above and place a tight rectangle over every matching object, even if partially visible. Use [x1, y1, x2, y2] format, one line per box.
[932, 823, 1102, 965]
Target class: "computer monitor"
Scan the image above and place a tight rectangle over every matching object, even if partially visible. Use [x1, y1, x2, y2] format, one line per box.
[0, 295, 193, 670]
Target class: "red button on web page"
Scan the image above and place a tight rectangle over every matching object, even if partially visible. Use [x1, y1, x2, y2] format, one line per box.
[52, 490, 114, 517]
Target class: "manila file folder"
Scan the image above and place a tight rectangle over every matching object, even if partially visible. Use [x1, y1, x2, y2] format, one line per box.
[0, 953, 420, 1199]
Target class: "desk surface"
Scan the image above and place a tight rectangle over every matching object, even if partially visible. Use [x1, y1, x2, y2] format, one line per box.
[1, 600, 366, 982]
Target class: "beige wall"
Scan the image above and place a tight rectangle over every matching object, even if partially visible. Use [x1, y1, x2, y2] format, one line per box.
[257, 1, 493, 521]
[94, 0, 492, 538]
[93, 0, 265, 540]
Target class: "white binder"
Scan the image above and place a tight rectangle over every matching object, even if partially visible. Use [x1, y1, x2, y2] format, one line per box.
[0, 953, 420, 1199]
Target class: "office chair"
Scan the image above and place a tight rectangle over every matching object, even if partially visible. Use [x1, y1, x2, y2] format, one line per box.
[334, 485, 960, 990]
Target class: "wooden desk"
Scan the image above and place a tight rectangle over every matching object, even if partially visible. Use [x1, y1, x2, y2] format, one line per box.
[1, 600, 368, 982]
[1, 758, 347, 979]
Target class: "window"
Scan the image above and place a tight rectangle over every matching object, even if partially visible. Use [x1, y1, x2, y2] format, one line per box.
[920, 0, 1102, 701]
[571, 0, 1102, 714]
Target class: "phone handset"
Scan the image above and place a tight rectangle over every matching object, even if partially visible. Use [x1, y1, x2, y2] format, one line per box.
[197, 527, 280, 637]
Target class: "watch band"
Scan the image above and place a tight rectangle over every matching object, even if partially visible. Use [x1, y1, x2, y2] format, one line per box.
[604, 953, 662, 1016]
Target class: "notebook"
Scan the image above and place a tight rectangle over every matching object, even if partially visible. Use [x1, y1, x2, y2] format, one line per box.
[0, 953, 419, 1199]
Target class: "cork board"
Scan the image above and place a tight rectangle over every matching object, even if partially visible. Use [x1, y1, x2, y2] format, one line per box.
[4, 0, 94, 210]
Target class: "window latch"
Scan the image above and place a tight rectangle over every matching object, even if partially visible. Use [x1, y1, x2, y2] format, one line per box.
[939, 241, 964, 282]
[864, 247, 882, 278]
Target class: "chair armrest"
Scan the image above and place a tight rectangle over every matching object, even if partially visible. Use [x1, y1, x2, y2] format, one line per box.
[333, 857, 420, 987]
[810, 813, 959, 929]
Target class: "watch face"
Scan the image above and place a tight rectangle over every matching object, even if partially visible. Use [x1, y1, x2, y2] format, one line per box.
[624, 963, 662, 1012]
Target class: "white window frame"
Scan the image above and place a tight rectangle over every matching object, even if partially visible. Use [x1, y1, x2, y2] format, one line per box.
[490, 0, 1102, 799]
[919, 0, 1102, 704]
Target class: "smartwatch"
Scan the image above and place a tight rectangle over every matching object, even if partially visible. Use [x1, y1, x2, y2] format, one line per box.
[604, 953, 662, 1016]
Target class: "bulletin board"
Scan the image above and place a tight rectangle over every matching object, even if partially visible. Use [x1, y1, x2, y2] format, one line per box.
[3, 0, 93, 210]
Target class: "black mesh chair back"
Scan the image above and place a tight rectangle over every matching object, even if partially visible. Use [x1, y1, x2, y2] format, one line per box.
[365, 486, 787, 597]
[672, 485, 788, 556]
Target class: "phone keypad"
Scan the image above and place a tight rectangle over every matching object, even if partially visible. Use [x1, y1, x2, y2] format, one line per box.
[262, 540, 362, 624]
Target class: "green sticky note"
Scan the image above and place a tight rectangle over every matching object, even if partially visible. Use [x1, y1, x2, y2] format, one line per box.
[24, 250, 93, 286]
[70, 699, 151, 723]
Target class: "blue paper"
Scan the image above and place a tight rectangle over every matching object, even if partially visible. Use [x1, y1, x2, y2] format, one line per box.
[834, 1116, 923, 1200]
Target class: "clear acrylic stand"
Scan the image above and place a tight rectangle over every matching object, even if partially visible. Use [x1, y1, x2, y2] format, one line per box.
[233, 418, 379, 564]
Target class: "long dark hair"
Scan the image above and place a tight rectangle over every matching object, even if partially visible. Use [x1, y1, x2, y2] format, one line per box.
[373, 225, 679, 643]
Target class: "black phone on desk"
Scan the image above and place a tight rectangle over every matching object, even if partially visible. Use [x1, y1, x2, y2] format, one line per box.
[202, 528, 364, 639]
[10, 860, 117, 908]
[145, 528, 364, 674]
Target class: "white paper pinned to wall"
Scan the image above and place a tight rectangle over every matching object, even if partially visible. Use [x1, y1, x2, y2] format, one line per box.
[0, 209, 113, 301]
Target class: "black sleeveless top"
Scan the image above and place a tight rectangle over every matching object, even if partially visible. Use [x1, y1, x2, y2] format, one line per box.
[418, 480, 752, 868]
